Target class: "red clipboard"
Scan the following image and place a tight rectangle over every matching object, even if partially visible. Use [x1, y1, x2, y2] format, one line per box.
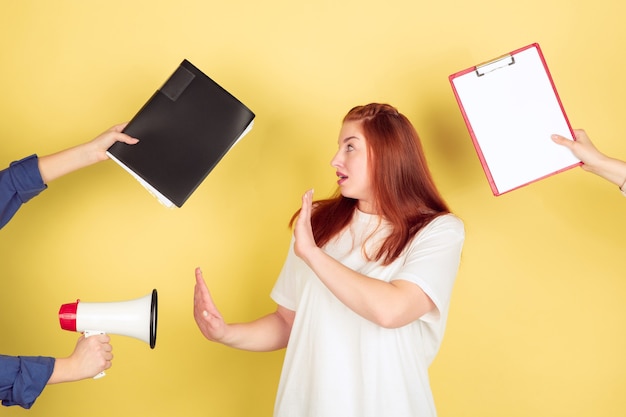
[449, 43, 581, 196]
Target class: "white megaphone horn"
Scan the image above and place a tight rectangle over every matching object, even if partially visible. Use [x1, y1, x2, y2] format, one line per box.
[58, 289, 158, 378]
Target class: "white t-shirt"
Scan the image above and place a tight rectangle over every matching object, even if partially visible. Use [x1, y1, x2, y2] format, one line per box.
[270, 211, 465, 417]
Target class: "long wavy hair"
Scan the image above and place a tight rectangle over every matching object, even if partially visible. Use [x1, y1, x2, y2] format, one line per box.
[291, 103, 450, 265]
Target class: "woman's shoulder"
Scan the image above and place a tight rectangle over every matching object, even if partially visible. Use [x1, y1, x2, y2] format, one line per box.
[424, 213, 465, 235]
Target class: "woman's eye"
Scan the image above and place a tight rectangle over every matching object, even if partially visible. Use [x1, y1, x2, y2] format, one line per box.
[346, 144, 354, 152]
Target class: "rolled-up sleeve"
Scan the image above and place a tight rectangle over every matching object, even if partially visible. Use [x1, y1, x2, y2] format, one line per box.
[0, 355, 55, 408]
[0, 155, 47, 229]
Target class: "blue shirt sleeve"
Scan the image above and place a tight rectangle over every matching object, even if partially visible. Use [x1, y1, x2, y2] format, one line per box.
[0, 157, 54, 407]
[0, 355, 55, 408]
[0, 154, 47, 229]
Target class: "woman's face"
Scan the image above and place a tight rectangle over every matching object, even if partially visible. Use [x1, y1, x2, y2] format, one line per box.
[330, 120, 375, 213]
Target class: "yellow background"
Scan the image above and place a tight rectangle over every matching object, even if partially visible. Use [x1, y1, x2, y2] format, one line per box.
[1, 1, 625, 416]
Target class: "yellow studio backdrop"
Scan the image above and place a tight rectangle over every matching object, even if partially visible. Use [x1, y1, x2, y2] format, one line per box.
[0, 1, 625, 416]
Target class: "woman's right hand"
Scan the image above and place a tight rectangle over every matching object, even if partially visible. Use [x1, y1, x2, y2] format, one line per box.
[193, 267, 228, 342]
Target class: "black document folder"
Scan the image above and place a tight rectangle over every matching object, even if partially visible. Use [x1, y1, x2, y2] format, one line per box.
[107, 59, 255, 207]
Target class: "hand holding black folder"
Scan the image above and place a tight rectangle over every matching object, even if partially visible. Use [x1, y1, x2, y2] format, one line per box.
[107, 60, 255, 208]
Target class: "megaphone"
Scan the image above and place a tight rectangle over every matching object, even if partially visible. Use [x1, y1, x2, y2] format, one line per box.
[58, 289, 158, 377]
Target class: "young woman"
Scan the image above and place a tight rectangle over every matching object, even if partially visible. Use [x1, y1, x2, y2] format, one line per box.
[0, 123, 138, 408]
[194, 103, 465, 417]
[552, 129, 626, 196]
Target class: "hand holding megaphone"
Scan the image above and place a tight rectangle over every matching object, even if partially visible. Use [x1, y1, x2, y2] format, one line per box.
[58, 289, 158, 379]
[64, 333, 113, 380]
[82, 331, 112, 379]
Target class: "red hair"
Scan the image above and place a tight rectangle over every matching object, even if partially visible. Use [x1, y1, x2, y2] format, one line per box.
[291, 103, 450, 265]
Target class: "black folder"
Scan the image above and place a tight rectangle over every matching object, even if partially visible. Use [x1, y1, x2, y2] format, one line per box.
[107, 59, 255, 208]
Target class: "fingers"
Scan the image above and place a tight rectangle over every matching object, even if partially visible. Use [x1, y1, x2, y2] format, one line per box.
[192, 267, 228, 342]
[297, 189, 314, 230]
[552, 129, 590, 147]
[195, 267, 205, 285]
[89, 125, 138, 161]
[304, 188, 314, 203]
[551, 133, 573, 148]
[293, 189, 317, 261]
[194, 267, 209, 308]
[119, 135, 139, 145]
[84, 333, 113, 355]
[299, 189, 314, 220]
[113, 131, 139, 145]
[103, 123, 138, 145]
[96, 337, 113, 370]
[193, 267, 222, 321]
[111, 122, 129, 132]
[572, 129, 591, 145]
[73, 333, 114, 377]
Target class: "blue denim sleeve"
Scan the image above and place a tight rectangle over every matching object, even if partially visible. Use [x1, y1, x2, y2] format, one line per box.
[0, 355, 55, 409]
[0, 155, 47, 229]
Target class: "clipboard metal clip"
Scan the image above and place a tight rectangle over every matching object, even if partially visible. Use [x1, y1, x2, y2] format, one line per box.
[475, 54, 516, 77]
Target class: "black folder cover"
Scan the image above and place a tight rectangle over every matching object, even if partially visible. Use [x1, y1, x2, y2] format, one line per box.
[107, 59, 255, 208]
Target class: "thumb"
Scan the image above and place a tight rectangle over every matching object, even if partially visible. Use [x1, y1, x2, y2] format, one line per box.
[551, 134, 572, 148]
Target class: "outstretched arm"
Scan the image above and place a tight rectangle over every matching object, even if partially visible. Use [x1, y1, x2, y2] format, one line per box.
[38, 123, 138, 184]
[293, 190, 435, 329]
[552, 129, 626, 189]
[193, 268, 294, 352]
[0, 123, 139, 230]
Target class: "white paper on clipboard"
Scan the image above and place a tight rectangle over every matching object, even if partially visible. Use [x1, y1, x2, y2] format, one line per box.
[449, 43, 581, 196]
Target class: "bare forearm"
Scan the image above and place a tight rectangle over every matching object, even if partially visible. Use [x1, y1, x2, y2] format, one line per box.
[302, 248, 433, 328]
[220, 312, 292, 352]
[38, 142, 103, 184]
[36, 123, 137, 184]
[586, 155, 626, 187]
[47, 358, 74, 384]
